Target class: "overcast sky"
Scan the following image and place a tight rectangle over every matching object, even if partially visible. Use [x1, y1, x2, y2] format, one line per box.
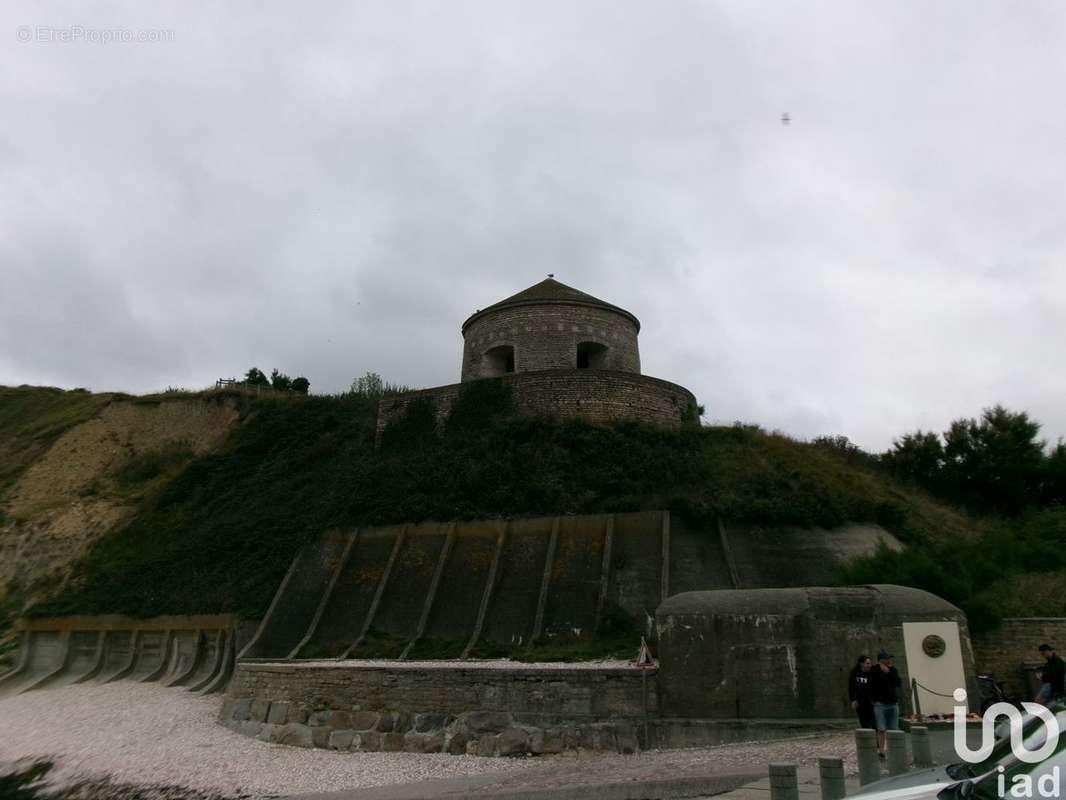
[2, 1, 1064, 451]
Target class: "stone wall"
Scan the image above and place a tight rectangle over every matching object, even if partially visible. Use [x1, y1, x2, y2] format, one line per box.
[222, 661, 655, 755]
[971, 618, 1066, 700]
[461, 304, 640, 381]
[376, 370, 697, 439]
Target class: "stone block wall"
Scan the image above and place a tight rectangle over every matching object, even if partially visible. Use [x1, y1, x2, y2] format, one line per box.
[222, 661, 656, 755]
[971, 618, 1066, 700]
[376, 369, 697, 440]
[462, 304, 640, 380]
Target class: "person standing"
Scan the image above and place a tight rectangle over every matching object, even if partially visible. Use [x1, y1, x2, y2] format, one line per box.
[849, 655, 876, 729]
[871, 649, 902, 759]
[1036, 644, 1065, 704]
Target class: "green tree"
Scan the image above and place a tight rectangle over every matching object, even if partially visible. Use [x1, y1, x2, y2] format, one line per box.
[291, 376, 310, 395]
[351, 372, 384, 397]
[942, 405, 1045, 515]
[1043, 441, 1066, 507]
[882, 430, 945, 488]
[270, 369, 292, 391]
[244, 367, 270, 387]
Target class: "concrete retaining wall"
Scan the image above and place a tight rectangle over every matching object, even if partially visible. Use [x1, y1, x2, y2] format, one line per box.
[241, 511, 902, 661]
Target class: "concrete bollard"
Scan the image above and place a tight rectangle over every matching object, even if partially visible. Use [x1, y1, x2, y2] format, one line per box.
[911, 726, 934, 768]
[819, 757, 846, 800]
[855, 729, 881, 786]
[886, 730, 909, 776]
[769, 763, 799, 800]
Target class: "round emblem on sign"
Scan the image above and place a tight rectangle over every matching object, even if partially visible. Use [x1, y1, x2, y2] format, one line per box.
[922, 634, 946, 658]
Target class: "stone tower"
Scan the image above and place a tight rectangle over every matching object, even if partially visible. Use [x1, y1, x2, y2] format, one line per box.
[460, 278, 641, 381]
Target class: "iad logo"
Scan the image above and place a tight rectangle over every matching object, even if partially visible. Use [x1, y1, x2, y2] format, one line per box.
[953, 688, 1060, 764]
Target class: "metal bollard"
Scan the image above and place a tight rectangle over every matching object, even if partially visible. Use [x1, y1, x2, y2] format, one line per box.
[769, 763, 800, 800]
[819, 757, 846, 800]
[911, 726, 934, 768]
[855, 728, 881, 786]
[886, 729, 909, 775]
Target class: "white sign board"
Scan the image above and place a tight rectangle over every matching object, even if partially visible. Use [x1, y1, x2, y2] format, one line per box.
[902, 621, 967, 716]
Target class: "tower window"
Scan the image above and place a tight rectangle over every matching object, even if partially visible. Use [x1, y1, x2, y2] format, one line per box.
[576, 341, 609, 369]
[483, 345, 515, 376]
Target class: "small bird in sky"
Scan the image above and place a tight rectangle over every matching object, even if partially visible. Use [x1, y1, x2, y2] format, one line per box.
[781, 112, 791, 125]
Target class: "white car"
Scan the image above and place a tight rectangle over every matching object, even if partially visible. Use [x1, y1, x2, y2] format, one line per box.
[852, 705, 1066, 798]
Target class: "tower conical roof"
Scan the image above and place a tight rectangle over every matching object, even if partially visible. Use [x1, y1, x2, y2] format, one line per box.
[462, 278, 640, 333]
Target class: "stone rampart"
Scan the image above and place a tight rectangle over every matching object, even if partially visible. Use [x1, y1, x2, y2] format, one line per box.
[376, 370, 697, 439]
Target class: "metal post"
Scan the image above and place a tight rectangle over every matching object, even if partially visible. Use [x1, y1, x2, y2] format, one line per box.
[819, 758, 846, 800]
[886, 730, 908, 776]
[911, 726, 934, 768]
[769, 764, 799, 800]
[912, 677, 923, 721]
[855, 729, 881, 786]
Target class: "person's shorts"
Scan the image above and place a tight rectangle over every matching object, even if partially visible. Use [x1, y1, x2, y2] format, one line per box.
[857, 704, 876, 730]
[1037, 683, 1053, 703]
[874, 702, 899, 731]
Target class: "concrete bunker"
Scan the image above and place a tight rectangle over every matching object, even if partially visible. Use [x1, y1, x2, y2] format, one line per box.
[655, 585, 977, 721]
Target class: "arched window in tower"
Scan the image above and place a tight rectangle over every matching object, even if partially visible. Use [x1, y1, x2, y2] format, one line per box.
[483, 345, 515, 376]
[576, 341, 609, 369]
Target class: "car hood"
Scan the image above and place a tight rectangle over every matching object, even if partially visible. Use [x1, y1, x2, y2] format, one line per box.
[850, 774, 958, 800]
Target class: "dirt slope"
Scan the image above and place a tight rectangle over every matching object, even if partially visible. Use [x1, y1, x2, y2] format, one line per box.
[0, 395, 238, 608]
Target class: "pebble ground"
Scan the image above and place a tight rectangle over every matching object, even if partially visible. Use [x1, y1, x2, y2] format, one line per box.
[0, 682, 858, 798]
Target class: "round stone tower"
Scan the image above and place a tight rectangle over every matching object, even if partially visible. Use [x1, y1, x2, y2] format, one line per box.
[461, 277, 642, 381]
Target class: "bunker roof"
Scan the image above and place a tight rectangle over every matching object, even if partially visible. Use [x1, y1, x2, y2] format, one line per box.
[461, 277, 641, 334]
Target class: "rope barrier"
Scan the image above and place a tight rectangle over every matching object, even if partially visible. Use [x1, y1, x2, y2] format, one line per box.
[912, 678, 958, 699]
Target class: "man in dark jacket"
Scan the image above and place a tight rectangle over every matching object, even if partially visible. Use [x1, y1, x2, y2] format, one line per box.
[848, 654, 876, 729]
[871, 649, 902, 758]
[1036, 644, 1065, 704]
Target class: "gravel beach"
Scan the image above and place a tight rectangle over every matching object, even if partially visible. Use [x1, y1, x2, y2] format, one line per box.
[0, 683, 537, 797]
[0, 682, 858, 798]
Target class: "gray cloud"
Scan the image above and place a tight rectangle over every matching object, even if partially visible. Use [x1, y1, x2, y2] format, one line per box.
[2, 0, 1064, 451]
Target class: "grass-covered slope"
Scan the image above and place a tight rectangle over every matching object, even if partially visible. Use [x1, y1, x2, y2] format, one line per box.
[29, 382, 973, 621]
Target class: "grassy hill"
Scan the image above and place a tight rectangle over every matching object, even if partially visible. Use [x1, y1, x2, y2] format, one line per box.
[4, 381, 978, 624]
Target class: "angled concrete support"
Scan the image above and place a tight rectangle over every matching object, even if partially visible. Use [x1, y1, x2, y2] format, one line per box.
[73, 630, 107, 684]
[166, 630, 205, 687]
[199, 630, 234, 694]
[238, 549, 305, 660]
[660, 510, 671, 603]
[341, 525, 407, 659]
[188, 630, 225, 692]
[717, 517, 742, 589]
[462, 520, 508, 659]
[595, 515, 616, 631]
[0, 630, 30, 687]
[529, 517, 560, 644]
[288, 529, 359, 660]
[141, 630, 175, 683]
[103, 630, 142, 683]
[20, 631, 71, 694]
[400, 523, 456, 660]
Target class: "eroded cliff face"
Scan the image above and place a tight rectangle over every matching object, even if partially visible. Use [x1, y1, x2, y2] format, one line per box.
[0, 398, 239, 609]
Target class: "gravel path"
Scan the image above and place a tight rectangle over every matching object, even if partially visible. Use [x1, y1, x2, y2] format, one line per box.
[0, 682, 859, 798]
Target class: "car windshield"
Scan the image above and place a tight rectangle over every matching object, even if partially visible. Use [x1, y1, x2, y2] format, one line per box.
[966, 724, 1066, 800]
